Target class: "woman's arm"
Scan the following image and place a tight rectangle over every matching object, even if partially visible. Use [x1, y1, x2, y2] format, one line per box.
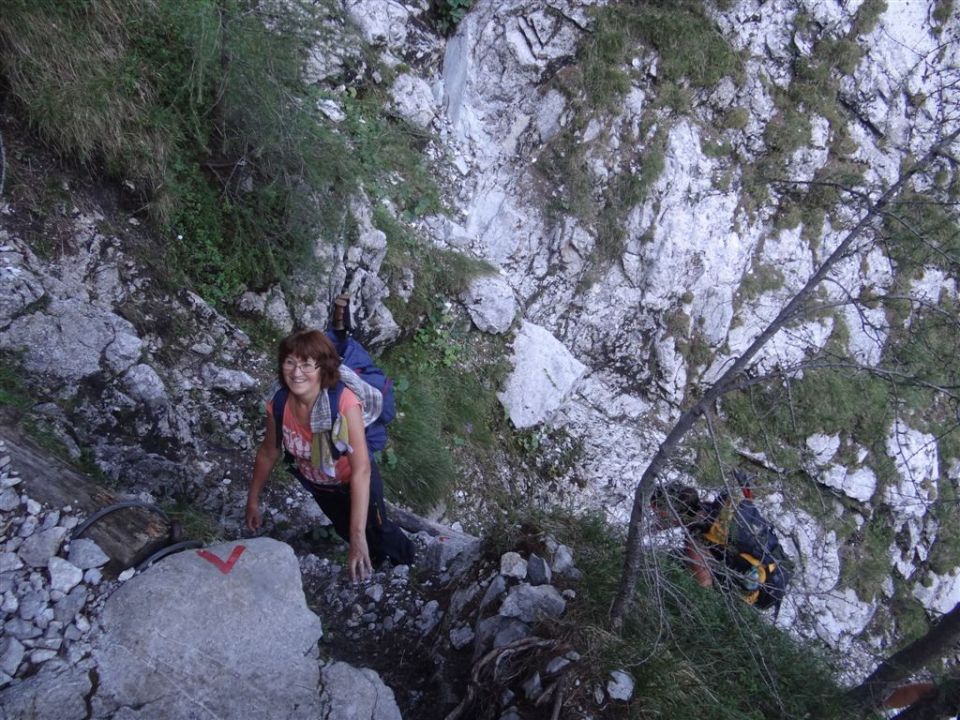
[343, 403, 372, 582]
[246, 412, 281, 531]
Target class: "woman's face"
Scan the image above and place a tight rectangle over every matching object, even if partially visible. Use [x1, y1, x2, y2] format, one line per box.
[281, 355, 323, 398]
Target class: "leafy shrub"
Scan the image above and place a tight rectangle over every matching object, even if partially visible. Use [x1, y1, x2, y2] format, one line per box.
[531, 510, 848, 719]
[842, 512, 895, 600]
[0, 0, 440, 308]
[430, 0, 473, 35]
[853, 0, 888, 36]
[721, 365, 893, 464]
[581, 0, 743, 110]
[378, 308, 508, 510]
[0, 353, 31, 413]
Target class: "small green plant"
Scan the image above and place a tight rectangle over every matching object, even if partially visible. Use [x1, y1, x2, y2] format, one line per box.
[580, 0, 744, 111]
[841, 512, 895, 600]
[723, 107, 750, 130]
[0, 354, 31, 412]
[852, 0, 888, 36]
[430, 0, 473, 35]
[377, 315, 509, 511]
[164, 498, 222, 543]
[375, 206, 493, 328]
[738, 262, 786, 300]
[932, 0, 954, 29]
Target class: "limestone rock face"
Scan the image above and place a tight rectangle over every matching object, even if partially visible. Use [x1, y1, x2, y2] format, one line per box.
[1, 298, 142, 383]
[497, 322, 587, 428]
[91, 539, 324, 719]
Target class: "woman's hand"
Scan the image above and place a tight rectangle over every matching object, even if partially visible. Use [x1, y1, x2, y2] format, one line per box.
[246, 412, 280, 534]
[245, 499, 261, 532]
[347, 532, 373, 582]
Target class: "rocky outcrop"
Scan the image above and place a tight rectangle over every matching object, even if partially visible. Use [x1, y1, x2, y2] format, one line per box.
[89, 538, 325, 718]
[402, 0, 960, 674]
[2, 0, 960, 693]
[0, 456, 405, 720]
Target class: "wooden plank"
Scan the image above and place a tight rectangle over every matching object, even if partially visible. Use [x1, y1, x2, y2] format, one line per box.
[0, 423, 170, 569]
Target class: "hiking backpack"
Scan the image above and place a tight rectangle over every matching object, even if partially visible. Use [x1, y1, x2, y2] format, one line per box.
[702, 473, 791, 614]
[272, 330, 395, 458]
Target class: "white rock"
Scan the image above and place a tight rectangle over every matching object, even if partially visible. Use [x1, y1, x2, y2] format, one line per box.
[806, 434, 840, 466]
[884, 420, 938, 525]
[461, 274, 517, 334]
[913, 568, 960, 615]
[819, 464, 877, 504]
[48, 558, 83, 594]
[390, 73, 437, 130]
[499, 552, 527, 580]
[0, 489, 19, 512]
[0, 637, 25, 676]
[607, 669, 635, 702]
[122, 364, 169, 413]
[449, 624, 475, 650]
[497, 322, 587, 428]
[67, 539, 110, 570]
[0, 552, 22, 573]
[201, 364, 257, 394]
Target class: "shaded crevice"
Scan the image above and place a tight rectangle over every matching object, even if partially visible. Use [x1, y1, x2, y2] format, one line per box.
[83, 668, 100, 720]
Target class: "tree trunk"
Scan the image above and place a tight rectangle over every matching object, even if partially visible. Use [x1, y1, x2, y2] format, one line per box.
[847, 602, 960, 717]
[608, 127, 960, 631]
[0, 422, 171, 572]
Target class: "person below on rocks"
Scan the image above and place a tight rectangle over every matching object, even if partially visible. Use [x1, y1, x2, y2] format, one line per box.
[653, 476, 790, 614]
[245, 327, 414, 581]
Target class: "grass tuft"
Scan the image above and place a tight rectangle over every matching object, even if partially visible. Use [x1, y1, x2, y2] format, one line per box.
[0, 0, 442, 308]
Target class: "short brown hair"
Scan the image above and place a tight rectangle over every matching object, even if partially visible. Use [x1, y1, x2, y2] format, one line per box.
[277, 330, 341, 389]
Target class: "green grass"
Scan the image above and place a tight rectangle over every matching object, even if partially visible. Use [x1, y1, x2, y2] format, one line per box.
[516, 510, 849, 719]
[533, 0, 742, 270]
[853, 0, 888, 36]
[1, 0, 443, 309]
[0, 354, 32, 413]
[882, 192, 960, 281]
[164, 498, 223, 544]
[722, 367, 893, 455]
[841, 512, 895, 600]
[581, 1, 743, 111]
[375, 206, 494, 329]
[738, 262, 786, 300]
[596, 125, 667, 262]
[929, 477, 960, 576]
[377, 308, 511, 511]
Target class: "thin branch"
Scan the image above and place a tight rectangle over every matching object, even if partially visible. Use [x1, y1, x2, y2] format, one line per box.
[610, 126, 960, 630]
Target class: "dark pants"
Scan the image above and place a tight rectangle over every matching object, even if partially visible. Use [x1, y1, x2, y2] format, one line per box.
[297, 458, 415, 566]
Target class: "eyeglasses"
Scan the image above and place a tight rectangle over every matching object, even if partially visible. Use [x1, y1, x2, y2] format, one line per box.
[282, 359, 320, 374]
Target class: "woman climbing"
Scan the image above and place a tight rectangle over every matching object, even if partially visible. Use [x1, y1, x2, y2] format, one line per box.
[245, 327, 414, 581]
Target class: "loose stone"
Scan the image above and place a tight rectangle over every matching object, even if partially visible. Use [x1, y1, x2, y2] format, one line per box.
[48, 557, 83, 594]
[68, 539, 110, 570]
[500, 551, 527, 580]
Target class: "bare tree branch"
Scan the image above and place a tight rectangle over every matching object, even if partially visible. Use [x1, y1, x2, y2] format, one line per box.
[609, 126, 960, 630]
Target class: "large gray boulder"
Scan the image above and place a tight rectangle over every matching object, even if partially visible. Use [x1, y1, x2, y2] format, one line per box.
[90, 538, 324, 719]
[0, 663, 93, 720]
[319, 661, 402, 720]
[0, 299, 142, 383]
[497, 322, 586, 428]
